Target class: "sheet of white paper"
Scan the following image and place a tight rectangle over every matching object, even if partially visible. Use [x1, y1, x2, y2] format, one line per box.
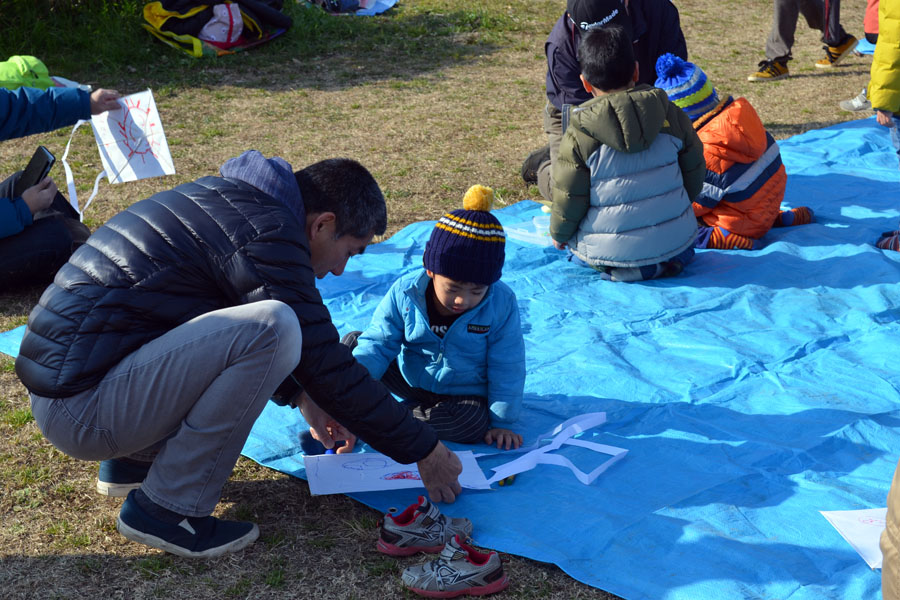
[91, 89, 175, 184]
[821, 508, 887, 569]
[304, 450, 490, 495]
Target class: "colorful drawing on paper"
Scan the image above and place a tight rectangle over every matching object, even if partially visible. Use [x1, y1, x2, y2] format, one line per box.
[304, 450, 490, 495]
[91, 89, 175, 184]
[382, 471, 421, 481]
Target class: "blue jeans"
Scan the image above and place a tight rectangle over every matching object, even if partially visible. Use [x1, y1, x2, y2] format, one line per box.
[31, 300, 301, 517]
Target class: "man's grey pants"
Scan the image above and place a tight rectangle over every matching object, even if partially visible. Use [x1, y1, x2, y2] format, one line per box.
[766, 0, 846, 60]
[31, 300, 301, 518]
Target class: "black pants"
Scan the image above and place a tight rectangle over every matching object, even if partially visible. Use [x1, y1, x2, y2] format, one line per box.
[0, 172, 89, 289]
[342, 331, 491, 444]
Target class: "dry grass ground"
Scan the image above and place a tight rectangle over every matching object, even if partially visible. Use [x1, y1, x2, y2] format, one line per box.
[0, 0, 874, 598]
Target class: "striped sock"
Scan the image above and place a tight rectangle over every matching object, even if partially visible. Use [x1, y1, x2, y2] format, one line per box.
[876, 231, 900, 251]
[707, 227, 757, 250]
[773, 206, 814, 227]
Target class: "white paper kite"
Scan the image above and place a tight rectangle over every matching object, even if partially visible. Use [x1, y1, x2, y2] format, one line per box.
[90, 89, 175, 184]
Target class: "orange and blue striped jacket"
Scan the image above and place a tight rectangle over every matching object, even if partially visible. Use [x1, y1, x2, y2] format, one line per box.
[692, 96, 787, 239]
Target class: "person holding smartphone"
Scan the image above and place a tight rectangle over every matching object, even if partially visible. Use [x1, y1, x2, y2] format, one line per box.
[0, 85, 120, 289]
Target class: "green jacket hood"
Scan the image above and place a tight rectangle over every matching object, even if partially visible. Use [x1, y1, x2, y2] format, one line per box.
[568, 84, 671, 154]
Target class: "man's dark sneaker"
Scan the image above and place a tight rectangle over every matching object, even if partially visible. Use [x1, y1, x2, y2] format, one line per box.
[97, 458, 152, 497]
[748, 58, 789, 81]
[520, 146, 550, 184]
[117, 490, 259, 558]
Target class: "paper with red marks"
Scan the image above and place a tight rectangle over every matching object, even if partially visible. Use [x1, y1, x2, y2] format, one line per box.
[91, 89, 175, 184]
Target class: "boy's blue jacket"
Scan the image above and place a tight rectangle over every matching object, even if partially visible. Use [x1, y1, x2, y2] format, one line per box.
[353, 270, 526, 424]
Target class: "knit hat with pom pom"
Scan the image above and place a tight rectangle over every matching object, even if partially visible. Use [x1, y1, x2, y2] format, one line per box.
[654, 53, 718, 121]
[423, 185, 506, 285]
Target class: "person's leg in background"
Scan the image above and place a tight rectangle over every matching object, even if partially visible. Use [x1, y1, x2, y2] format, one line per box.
[535, 103, 564, 205]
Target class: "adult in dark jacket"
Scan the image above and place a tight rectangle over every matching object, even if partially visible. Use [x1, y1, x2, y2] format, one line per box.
[521, 0, 688, 204]
[15, 150, 462, 558]
[0, 86, 120, 288]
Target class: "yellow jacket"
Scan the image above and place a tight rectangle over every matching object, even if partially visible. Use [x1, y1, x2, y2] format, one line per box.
[869, 0, 900, 114]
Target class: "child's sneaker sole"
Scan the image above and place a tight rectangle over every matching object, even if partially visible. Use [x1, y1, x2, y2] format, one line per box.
[406, 576, 510, 598]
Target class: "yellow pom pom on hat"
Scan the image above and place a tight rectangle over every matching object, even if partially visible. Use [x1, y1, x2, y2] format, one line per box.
[462, 184, 495, 211]
[423, 185, 506, 285]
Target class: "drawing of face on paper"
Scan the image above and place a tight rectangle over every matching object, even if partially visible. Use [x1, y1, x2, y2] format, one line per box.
[91, 89, 175, 184]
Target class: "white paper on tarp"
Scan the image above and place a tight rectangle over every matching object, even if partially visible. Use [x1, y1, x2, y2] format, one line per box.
[475, 412, 628, 485]
[91, 89, 175, 184]
[821, 508, 887, 569]
[304, 450, 490, 495]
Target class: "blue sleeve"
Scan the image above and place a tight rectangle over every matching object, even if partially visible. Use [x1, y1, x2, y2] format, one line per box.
[0, 198, 33, 239]
[0, 87, 91, 141]
[353, 278, 408, 381]
[486, 286, 526, 423]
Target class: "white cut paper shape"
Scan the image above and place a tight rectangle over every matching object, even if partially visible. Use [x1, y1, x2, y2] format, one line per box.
[477, 412, 628, 486]
[304, 450, 490, 495]
[91, 89, 175, 184]
[821, 508, 887, 569]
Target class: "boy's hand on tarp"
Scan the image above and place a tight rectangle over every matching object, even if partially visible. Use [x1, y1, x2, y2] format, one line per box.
[297, 391, 357, 453]
[484, 428, 523, 450]
[876, 109, 895, 128]
[417, 441, 462, 503]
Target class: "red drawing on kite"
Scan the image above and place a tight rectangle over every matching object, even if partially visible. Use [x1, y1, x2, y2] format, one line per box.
[115, 97, 162, 163]
[91, 89, 175, 184]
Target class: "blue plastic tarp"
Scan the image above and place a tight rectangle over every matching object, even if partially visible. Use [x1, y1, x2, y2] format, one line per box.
[245, 117, 900, 600]
[4, 118, 898, 599]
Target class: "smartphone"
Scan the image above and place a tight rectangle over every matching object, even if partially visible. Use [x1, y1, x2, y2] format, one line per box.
[14, 145, 56, 198]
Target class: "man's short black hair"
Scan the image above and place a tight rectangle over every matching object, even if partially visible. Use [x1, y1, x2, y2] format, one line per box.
[295, 158, 387, 238]
[578, 25, 635, 92]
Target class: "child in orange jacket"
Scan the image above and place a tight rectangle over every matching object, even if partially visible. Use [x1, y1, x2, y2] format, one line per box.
[654, 54, 813, 250]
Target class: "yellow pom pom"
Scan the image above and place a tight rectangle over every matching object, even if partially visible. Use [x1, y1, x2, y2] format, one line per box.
[462, 185, 494, 212]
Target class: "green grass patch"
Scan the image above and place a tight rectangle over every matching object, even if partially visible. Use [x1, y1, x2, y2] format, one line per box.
[3, 406, 34, 428]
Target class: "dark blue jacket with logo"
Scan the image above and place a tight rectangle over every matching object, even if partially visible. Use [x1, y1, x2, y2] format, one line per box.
[15, 150, 438, 464]
[353, 270, 525, 425]
[545, 0, 688, 110]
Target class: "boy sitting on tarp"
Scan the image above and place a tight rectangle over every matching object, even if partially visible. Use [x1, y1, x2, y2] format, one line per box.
[548, 25, 704, 282]
[654, 53, 814, 251]
[323, 186, 526, 451]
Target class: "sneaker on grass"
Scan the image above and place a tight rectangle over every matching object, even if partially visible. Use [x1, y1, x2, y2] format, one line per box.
[117, 490, 259, 558]
[520, 145, 550, 185]
[839, 87, 871, 112]
[816, 35, 858, 68]
[97, 458, 151, 497]
[377, 495, 473, 556]
[401, 535, 509, 598]
[748, 58, 789, 82]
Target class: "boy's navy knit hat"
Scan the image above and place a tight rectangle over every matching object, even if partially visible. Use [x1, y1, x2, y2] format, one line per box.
[567, 0, 632, 40]
[423, 185, 506, 286]
[654, 53, 719, 121]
